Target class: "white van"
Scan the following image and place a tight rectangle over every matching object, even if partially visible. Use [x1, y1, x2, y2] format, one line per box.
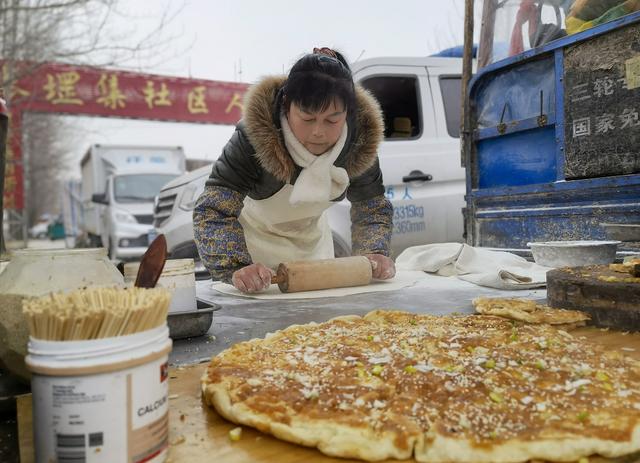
[331, 56, 466, 256]
[153, 165, 211, 275]
[81, 144, 186, 261]
[154, 55, 466, 271]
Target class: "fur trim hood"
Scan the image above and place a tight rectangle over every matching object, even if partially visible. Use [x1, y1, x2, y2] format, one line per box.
[242, 76, 384, 183]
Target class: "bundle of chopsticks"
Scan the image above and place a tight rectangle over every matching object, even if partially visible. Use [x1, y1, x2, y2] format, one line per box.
[22, 287, 171, 341]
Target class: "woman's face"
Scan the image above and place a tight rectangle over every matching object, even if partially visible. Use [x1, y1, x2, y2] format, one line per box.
[287, 100, 347, 155]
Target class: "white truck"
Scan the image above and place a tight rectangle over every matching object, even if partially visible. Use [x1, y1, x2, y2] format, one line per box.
[81, 144, 185, 261]
[154, 55, 466, 274]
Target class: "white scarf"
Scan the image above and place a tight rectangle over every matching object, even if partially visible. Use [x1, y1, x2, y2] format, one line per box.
[280, 114, 350, 205]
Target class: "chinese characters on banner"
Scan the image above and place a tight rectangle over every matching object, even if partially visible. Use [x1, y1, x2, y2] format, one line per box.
[1, 61, 249, 209]
[30, 64, 248, 122]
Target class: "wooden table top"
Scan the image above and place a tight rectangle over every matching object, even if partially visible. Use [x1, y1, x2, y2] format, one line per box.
[18, 326, 640, 463]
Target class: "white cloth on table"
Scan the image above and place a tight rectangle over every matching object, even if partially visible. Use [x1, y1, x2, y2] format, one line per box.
[395, 243, 552, 290]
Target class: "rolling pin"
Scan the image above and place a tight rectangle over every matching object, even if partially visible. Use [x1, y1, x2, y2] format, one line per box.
[270, 256, 373, 293]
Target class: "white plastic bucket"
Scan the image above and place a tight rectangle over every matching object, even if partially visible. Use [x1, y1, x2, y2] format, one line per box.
[26, 325, 172, 463]
[124, 259, 196, 313]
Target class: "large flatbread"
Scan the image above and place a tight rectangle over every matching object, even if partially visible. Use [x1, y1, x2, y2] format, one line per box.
[473, 297, 590, 327]
[202, 311, 640, 462]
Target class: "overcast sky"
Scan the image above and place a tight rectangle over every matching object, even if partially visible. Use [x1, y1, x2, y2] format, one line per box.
[59, 0, 478, 177]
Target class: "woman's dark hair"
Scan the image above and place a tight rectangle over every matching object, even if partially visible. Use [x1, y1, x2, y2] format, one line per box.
[282, 49, 356, 118]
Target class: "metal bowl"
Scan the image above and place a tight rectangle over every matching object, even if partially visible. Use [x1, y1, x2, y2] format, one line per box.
[527, 240, 620, 268]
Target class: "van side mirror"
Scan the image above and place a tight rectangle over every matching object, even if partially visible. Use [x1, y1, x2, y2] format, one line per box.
[91, 193, 109, 205]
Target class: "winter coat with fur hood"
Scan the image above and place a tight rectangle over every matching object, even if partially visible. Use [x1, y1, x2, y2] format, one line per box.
[193, 76, 393, 282]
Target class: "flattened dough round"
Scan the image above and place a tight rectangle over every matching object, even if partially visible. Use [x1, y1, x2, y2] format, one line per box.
[211, 270, 426, 299]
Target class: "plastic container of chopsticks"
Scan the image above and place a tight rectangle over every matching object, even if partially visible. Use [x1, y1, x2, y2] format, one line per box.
[26, 324, 172, 463]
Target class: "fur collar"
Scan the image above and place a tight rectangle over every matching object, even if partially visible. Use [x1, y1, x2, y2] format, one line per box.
[242, 76, 384, 183]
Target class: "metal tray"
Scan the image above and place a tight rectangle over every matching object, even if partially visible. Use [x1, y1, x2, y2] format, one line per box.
[167, 300, 221, 340]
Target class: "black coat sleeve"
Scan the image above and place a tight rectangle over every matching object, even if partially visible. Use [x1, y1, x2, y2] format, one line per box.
[345, 159, 386, 202]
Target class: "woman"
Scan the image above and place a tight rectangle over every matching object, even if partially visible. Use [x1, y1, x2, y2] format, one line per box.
[193, 47, 394, 293]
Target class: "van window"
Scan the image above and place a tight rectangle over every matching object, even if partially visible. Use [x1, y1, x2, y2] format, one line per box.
[359, 75, 422, 140]
[439, 76, 462, 138]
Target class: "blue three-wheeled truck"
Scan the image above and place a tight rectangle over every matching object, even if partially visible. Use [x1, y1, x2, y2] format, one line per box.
[463, 0, 640, 257]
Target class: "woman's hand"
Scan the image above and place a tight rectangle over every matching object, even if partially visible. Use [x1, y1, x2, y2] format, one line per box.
[365, 254, 396, 280]
[232, 263, 275, 293]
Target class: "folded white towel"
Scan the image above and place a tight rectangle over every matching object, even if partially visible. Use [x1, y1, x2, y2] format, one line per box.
[396, 243, 552, 290]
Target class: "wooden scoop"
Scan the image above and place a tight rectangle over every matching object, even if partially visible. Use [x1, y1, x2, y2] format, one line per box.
[134, 234, 167, 288]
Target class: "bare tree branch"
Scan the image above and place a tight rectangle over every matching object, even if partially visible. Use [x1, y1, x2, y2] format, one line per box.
[0, 0, 189, 241]
[0, 0, 86, 14]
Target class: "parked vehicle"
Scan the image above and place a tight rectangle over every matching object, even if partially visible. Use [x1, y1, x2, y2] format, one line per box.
[81, 144, 185, 260]
[465, 2, 640, 256]
[330, 55, 467, 257]
[154, 53, 468, 273]
[29, 221, 49, 239]
[154, 165, 211, 277]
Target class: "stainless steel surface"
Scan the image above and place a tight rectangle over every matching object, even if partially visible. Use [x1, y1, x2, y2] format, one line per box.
[168, 278, 547, 365]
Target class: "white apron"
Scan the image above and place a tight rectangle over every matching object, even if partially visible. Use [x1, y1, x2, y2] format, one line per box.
[238, 184, 335, 269]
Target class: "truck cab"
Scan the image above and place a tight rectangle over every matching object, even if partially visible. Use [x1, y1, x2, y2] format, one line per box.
[330, 55, 467, 257]
[465, 2, 640, 255]
[81, 144, 185, 261]
[96, 171, 180, 259]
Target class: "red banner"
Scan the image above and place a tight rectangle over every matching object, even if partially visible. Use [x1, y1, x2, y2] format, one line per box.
[2, 61, 251, 210]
